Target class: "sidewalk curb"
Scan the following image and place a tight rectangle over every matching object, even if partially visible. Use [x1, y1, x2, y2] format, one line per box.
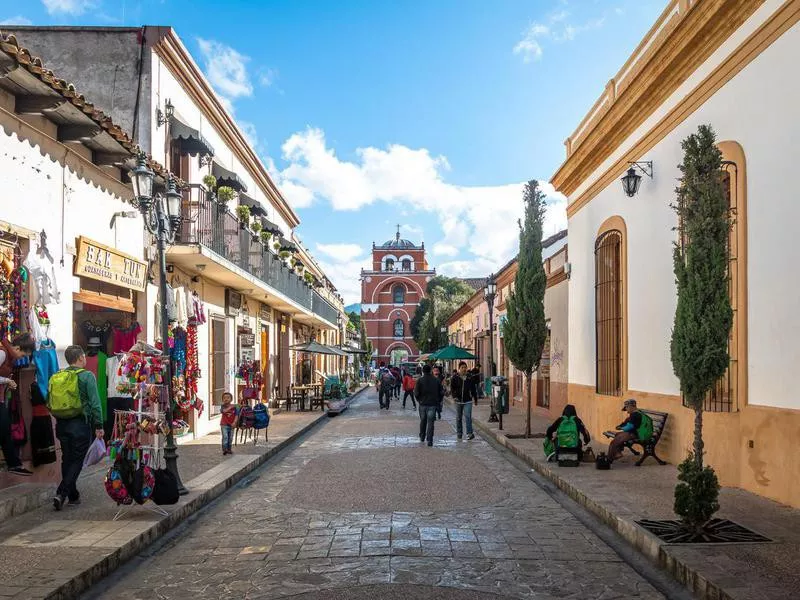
[48, 383, 373, 599]
[472, 417, 730, 600]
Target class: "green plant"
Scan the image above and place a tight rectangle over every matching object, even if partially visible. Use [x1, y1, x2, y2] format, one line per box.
[410, 276, 474, 352]
[250, 220, 263, 234]
[273, 241, 281, 251]
[304, 272, 314, 284]
[279, 250, 290, 259]
[260, 230, 271, 245]
[217, 185, 236, 205]
[202, 174, 217, 191]
[235, 204, 251, 223]
[674, 452, 720, 533]
[504, 180, 548, 438]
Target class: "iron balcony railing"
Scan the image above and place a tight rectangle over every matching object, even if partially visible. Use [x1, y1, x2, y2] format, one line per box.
[176, 184, 337, 320]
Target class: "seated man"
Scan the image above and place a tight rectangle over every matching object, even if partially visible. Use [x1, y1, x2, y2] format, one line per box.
[545, 404, 590, 461]
[608, 399, 647, 461]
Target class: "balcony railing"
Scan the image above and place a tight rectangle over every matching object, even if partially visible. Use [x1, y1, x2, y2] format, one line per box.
[177, 184, 322, 315]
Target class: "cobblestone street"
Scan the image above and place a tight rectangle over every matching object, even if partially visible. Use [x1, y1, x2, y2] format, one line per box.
[83, 390, 669, 599]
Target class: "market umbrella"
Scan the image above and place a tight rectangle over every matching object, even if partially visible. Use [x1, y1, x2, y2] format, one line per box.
[429, 344, 477, 361]
[290, 340, 343, 356]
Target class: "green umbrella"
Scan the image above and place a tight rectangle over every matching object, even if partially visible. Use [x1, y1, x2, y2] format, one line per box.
[429, 344, 477, 360]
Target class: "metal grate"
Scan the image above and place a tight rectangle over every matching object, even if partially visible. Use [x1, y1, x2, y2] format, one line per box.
[680, 162, 738, 413]
[595, 230, 622, 396]
[637, 518, 770, 544]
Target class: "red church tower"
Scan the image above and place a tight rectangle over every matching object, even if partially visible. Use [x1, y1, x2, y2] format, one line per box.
[361, 227, 435, 365]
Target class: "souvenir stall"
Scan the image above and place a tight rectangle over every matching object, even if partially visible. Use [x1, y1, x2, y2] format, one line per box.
[104, 345, 178, 517]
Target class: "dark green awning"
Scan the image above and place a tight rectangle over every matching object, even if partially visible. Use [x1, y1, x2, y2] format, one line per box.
[239, 193, 266, 216]
[170, 116, 214, 158]
[261, 218, 283, 237]
[212, 161, 248, 193]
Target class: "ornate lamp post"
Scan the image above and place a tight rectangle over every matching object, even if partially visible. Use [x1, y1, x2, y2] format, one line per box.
[130, 153, 187, 495]
[483, 274, 499, 424]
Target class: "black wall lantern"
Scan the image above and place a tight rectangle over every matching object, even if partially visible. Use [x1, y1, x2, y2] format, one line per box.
[621, 161, 653, 197]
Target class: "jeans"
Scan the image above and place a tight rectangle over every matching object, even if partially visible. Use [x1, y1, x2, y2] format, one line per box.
[55, 417, 91, 501]
[402, 390, 416, 408]
[455, 401, 474, 438]
[379, 387, 392, 409]
[419, 405, 436, 444]
[221, 424, 233, 451]
[0, 400, 21, 468]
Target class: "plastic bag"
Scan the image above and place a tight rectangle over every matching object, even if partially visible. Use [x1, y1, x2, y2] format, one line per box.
[83, 437, 107, 467]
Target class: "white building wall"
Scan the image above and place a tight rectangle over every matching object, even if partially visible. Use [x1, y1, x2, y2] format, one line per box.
[568, 17, 800, 409]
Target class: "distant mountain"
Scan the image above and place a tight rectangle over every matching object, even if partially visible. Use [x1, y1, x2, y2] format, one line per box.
[345, 303, 361, 314]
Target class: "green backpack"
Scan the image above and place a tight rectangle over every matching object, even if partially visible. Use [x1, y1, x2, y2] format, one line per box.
[556, 415, 579, 448]
[636, 411, 654, 442]
[47, 369, 85, 419]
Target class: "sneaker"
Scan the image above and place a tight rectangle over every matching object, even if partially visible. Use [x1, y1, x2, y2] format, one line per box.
[68, 497, 81, 506]
[8, 466, 33, 477]
[457, 436, 462, 441]
[427, 441, 433, 447]
[53, 495, 65, 511]
[419, 436, 425, 442]
[467, 433, 475, 440]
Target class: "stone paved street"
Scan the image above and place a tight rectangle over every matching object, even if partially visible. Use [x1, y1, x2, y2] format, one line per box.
[82, 389, 668, 599]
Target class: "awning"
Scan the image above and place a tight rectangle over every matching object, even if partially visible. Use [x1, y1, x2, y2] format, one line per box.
[278, 236, 298, 253]
[290, 341, 342, 356]
[170, 116, 215, 158]
[239, 193, 266, 216]
[212, 161, 248, 193]
[261, 218, 283, 237]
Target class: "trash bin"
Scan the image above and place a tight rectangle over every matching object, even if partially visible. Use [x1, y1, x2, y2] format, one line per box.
[491, 376, 509, 415]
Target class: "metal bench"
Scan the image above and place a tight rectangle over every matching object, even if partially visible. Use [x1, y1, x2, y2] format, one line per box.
[603, 409, 669, 467]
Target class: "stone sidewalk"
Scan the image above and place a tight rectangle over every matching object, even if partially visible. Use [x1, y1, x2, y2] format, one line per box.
[0, 387, 368, 600]
[457, 397, 800, 600]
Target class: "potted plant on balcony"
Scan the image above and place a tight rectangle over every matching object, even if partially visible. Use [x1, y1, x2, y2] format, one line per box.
[250, 219, 263, 242]
[260, 230, 271, 246]
[235, 204, 251, 230]
[272, 240, 281, 253]
[304, 272, 315, 285]
[279, 250, 290, 259]
[217, 186, 236, 214]
[202, 174, 217, 202]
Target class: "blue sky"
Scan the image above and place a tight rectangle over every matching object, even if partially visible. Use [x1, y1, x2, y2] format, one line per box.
[1, 0, 665, 303]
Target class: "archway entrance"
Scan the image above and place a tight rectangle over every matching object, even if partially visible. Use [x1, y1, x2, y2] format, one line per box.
[390, 348, 409, 366]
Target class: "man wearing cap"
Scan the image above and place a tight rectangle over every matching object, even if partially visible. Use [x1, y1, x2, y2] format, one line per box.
[608, 399, 642, 461]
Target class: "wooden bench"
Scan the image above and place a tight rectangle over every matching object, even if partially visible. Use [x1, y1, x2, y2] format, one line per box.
[603, 409, 669, 467]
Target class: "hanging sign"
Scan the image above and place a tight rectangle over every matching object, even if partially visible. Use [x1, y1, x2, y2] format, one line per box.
[74, 236, 147, 292]
[239, 333, 256, 347]
[259, 303, 271, 322]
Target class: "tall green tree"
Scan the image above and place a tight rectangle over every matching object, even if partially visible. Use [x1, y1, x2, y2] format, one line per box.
[347, 311, 361, 330]
[411, 276, 474, 352]
[503, 180, 548, 438]
[670, 124, 730, 531]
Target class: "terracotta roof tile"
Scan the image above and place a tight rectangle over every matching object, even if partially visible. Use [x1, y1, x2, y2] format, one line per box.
[0, 32, 176, 183]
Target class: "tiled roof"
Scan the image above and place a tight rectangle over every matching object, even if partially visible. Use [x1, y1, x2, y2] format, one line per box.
[542, 229, 568, 248]
[0, 33, 172, 180]
[458, 277, 486, 292]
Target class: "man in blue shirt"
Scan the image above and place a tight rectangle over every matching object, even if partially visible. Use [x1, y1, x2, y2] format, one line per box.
[608, 399, 642, 461]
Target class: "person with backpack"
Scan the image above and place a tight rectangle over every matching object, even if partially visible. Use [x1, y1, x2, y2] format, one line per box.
[48, 345, 104, 510]
[450, 361, 478, 441]
[376, 362, 395, 410]
[401, 370, 417, 409]
[414, 364, 444, 446]
[608, 399, 652, 462]
[544, 404, 591, 461]
[220, 392, 236, 455]
[0, 333, 36, 476]
[390, 366, 402, 401]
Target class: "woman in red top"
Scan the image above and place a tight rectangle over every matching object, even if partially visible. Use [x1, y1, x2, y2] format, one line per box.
[402, 371, 417, 409]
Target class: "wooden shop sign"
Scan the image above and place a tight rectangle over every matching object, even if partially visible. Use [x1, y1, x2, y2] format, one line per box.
[74, 237, 147, 292]
[239, 333, 256, 347]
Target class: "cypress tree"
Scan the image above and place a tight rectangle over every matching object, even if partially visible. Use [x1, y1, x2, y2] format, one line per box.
[670, 124, 730, 530]
[504, 180, 548, 437]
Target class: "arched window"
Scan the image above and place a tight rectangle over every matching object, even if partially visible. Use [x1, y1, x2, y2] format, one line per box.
[392, 284, 405, 304]
[393, 319, 404, 338]
[595, 230, 623, 396]
[401, 259, 411, 271]
[384, 258, 395, 271]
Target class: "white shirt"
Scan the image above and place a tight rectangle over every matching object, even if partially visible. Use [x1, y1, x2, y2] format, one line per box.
[24, 251, 60, 305]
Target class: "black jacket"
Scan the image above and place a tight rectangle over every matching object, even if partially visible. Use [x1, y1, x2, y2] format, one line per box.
[450, 372, 477, 403]
[414, 374, 444, 407]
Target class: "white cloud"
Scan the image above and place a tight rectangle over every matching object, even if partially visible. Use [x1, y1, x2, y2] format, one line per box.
[0, 15, 33, 25]
[401, 224, 424, 239]
[273, 127, 568, 278]
[41, 0, 95, 15]
[258, 67, 278, 87]
[316, 243, 364, 263]
[514, 10, 607, 62]
[316, 252, 372, 305]
[196, 38, 253, 101]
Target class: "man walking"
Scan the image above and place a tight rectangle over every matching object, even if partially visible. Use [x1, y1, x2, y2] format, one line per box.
[401, 370, 417, 409]
[414, 364, 443, 447]
[376, 362, 395, 410]
[432, 365, 444, 419]
[451, 361, 477, 440]
[48, 345, 104, 510]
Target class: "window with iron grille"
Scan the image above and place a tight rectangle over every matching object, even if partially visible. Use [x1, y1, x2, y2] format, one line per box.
[680, 161, 739, 412]
[595, 230, 622, 396]
[392, 284, 405, 303]
[393, 319, 404, 338]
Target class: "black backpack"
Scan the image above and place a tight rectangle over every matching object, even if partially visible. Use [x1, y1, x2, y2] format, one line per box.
[595, 452, 612, 470]
[151, 468, 180, 505]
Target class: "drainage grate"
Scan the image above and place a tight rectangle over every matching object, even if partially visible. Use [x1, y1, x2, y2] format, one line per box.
[637, 518, 771, 544]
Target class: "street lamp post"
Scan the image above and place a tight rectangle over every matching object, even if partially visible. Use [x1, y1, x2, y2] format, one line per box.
[130, 153, 187, 495]
[483, 274, 499, 427]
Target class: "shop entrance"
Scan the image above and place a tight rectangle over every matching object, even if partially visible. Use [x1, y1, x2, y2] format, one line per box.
[210, 316, 228, 416]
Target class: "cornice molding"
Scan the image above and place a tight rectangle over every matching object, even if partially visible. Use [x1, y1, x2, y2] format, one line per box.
[552, 0, 765, 198]
[151, 29, 300, 229]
